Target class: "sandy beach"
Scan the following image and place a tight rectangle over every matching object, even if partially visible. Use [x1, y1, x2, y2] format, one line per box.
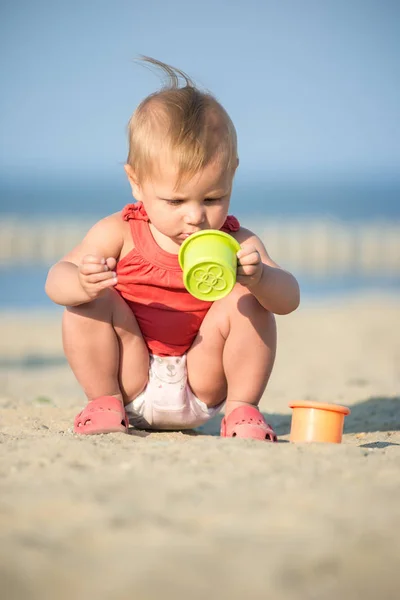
[0, 293, 399, 600]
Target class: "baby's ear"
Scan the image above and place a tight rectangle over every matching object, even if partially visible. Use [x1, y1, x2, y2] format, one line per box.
[124, 164, 142, 199]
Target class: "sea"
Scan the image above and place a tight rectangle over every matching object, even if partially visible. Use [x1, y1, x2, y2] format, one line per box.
[1, 173, 399, 309]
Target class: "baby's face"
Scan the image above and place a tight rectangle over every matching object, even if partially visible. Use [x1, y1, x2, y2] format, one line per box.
[126, 156, 236, 253]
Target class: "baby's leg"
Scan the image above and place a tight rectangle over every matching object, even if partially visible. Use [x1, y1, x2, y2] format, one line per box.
[187, 284, 276, 416]
[62, 289, 149, 406]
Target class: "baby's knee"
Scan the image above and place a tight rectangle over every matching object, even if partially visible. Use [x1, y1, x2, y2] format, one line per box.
[224, 284, 271, 318]
[223, 286, 276, 339]
[65, 288, 118, 319]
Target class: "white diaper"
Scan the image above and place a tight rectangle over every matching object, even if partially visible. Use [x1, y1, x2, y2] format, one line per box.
[125, 354, 224, 430]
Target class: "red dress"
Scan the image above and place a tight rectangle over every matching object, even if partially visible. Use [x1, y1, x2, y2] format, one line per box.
[115, 202, 240, 356]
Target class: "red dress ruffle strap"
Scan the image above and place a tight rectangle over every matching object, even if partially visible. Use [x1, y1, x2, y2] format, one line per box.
[121, 202, 240, 231]
[122, 202, 149, 222]
[220, 215, 240, 232]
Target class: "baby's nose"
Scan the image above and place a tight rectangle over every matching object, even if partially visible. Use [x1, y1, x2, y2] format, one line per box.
[185, 206, 205, 225]
[167, 364, 175, 375]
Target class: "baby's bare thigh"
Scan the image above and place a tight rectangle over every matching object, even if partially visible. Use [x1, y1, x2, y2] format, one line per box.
[186, 301, 229, 406]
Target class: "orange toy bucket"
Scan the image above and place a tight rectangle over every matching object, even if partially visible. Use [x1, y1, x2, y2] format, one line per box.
[289, 400, 351, 443]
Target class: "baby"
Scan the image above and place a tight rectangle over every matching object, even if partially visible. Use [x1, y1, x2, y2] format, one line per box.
[45, 57, 300, 441]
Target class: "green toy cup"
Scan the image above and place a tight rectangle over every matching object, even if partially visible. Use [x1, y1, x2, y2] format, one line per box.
[178, 230, 241, 301]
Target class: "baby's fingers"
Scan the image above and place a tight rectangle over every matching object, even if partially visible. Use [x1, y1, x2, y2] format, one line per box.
[237, 250, 261, 266]
[84, 271, 117, 284]
[79, 262, 109, 276]
[105, 257, 117, 271]
[237, 264, 259, 276]
[99, 276, 118, 289]
[81, 254, 106, 265]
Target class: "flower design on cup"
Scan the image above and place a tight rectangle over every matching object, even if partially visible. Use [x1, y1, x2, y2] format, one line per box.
[192, 265, 227, 295]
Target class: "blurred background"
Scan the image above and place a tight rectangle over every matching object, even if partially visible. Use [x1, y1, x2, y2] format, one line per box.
[1, 0, 399, 308]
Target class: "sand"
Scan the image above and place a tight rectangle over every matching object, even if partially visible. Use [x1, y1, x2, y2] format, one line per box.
[0, 293, 399, 600]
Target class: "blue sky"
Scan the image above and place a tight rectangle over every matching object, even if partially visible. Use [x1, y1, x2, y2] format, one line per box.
[1, 0, 399, 180]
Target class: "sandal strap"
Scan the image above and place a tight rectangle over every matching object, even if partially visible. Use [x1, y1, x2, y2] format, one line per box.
[221, 405, 277, 441]
[76, 396, 124, 416]
[74, 396, 128, 433]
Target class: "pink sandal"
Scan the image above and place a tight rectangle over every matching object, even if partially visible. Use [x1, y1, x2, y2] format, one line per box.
[220, 405, 278, 442]
[74, 396, 129, 435]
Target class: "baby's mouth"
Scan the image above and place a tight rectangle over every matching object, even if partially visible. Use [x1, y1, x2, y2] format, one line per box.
[181, 230, 202, 238]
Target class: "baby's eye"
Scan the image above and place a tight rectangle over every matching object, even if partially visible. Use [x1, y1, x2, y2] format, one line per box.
[204, 197, 222, 204]
[167, 199, 184, 206]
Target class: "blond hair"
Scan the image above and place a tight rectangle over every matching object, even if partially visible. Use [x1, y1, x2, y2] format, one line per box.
[127, 57, 238, 187]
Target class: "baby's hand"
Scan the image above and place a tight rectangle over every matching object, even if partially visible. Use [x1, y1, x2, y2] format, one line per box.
[78, 255, 118, 300]
[236, 243, 263, 288]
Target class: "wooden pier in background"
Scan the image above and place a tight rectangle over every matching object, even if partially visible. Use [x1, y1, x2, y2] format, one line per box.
[0, 217, 399, 277]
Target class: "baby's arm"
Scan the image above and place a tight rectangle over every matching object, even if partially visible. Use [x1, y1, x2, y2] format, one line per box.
[235, 228, 300, 315]
[45, 213, 124, 306]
